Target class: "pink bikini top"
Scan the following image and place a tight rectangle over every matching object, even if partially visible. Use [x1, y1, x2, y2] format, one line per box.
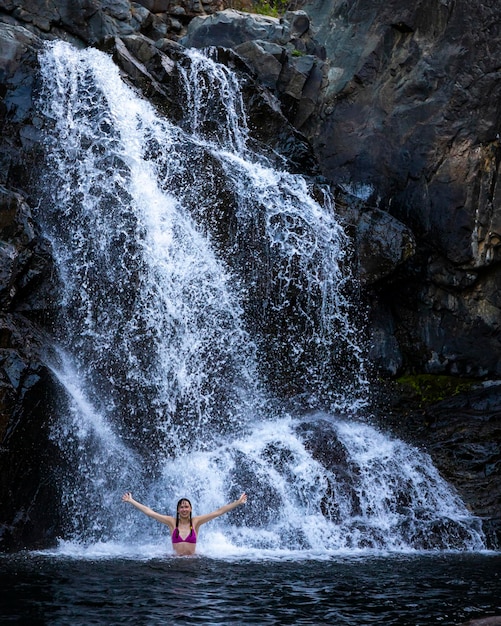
[172, 527, 197, 544]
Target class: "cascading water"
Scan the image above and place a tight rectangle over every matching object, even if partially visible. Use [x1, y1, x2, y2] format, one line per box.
[35, 40, 485, 554]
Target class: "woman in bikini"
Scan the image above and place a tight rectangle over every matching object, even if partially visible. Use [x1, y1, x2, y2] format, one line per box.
[121, 491, 247, 555]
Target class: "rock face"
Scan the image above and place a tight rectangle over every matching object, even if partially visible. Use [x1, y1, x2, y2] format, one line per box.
[0, 0, 499, 549]
[423, 385, 501, 546]
[383, 379, 501, 548]
[0, 23, 64, 549]
[300, 0, 501, 379]
[0, 0, 224, 43]
[181, 9, 326, 130]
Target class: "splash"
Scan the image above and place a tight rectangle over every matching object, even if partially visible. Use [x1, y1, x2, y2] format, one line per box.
[35, 41, 485, 553]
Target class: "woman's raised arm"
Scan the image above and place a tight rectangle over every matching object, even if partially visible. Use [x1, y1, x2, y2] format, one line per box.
[122, 492, 175, 529]
[193, 492, 247, 528]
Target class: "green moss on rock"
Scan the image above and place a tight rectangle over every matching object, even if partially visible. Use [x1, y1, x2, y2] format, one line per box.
[396, 374, 478, 407]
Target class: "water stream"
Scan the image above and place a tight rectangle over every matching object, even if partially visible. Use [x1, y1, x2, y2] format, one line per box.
[35, 40, 485, 556]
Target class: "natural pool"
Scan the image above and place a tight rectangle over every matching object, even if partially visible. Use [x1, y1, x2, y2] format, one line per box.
[2, 549, 500, 625]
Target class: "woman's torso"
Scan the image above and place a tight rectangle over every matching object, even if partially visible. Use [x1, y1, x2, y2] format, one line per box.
[171, 525, 197, 555]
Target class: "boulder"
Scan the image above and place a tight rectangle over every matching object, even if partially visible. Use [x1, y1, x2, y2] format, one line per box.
[355, 207, 416, 285]
[180, 9, 326, 129]
[181, 9, 286, 48]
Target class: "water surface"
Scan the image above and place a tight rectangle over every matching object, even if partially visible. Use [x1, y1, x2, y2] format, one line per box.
[2, 551, 500, 625]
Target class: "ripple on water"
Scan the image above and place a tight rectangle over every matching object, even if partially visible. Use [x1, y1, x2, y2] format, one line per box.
[3, 551, 500, 625]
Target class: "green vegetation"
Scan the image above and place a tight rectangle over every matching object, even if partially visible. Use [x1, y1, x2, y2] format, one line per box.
[396, 374, 478, 407]
[250, 0, 291, 17]
[253, 0, 279, 16]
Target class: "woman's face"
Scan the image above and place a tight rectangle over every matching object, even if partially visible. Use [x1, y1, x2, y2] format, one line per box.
[177, 499, 192, 518]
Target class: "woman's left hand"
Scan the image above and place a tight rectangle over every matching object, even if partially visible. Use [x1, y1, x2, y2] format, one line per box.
[122, 491, 133, 503]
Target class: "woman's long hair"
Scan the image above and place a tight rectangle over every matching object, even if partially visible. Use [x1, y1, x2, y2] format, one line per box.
[175, 498, 192, 529]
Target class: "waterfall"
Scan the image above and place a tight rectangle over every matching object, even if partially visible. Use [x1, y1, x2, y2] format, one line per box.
[35, 41, 485, 554]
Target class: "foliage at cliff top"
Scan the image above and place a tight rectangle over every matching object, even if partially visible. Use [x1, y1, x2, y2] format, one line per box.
[233, 0, 299, 17]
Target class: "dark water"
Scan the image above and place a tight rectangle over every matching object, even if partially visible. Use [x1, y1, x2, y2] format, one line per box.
[1, 552, 500, 625]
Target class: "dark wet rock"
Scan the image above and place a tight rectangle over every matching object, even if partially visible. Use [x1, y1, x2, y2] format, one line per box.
[424, 385, 501, 522]
[0, 20, 59, 549]
[180, 9, 327, 130]
[0, 186, 59, 550]
[353, 206, 416, 286]
[301, 0, 501, 379]
[296, 418, 362, 521]
[0, 187, 53, 311]
[0, 343, 62, 551]
[381, 380, 501, 548]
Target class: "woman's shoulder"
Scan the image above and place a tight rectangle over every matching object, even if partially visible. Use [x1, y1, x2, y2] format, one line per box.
[192, 514, 207, 529]
[159, 514, 176, 529]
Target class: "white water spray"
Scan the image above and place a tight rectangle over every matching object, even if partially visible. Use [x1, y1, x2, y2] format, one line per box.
[36, 41, 485, 554]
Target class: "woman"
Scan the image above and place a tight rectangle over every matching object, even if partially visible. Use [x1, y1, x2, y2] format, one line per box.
[122, 491, 247, 555]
